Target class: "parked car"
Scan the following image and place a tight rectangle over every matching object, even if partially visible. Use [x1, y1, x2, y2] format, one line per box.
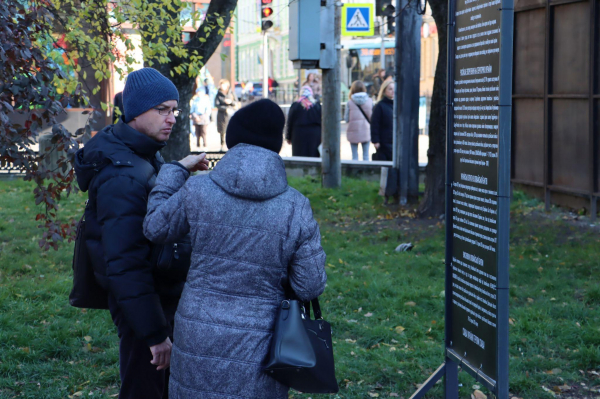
[234, 83, 243, 100]
[251, 82, 263, 98]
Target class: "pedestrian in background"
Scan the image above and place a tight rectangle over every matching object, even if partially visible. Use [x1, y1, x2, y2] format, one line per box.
[215, 79, 237, 152]
[344, 80, 373, 161]
[143, 99, 327, 399]
[286, 85, 322, 157]
[371, 68, 386, 99]
[189, 88, 211, 149]
[371, 79, 395, 160]
[302, 72, 322, 101]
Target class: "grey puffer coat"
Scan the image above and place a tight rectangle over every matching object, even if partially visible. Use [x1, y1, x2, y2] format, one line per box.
[143, 143, 328, 399]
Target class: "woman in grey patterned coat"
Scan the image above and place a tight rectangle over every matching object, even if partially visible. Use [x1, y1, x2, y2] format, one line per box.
[143, 99, 328, 399]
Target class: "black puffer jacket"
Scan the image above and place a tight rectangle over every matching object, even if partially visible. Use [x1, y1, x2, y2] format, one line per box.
[371, 97, 394, 160]
[74, 121, 185, 346]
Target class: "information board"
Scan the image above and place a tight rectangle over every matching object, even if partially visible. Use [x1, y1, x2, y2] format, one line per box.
[445, 0, 513, 392]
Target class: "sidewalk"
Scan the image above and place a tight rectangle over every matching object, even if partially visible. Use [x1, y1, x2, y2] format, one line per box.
[190, 111, 429, 163]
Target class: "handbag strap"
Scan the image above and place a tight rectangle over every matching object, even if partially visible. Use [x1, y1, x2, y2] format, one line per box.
[303, 298, 323, 320]
[356, 103, 371, 124]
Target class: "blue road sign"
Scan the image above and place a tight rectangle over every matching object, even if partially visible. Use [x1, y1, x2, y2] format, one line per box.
[342, 4, 374, 37]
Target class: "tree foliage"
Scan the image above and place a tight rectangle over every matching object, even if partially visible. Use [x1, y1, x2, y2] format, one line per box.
[1, 0, 237, 249]
[1, 0, 82, 250]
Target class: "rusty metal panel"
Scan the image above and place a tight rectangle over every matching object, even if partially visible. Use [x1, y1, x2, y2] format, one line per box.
[514, 9, 546, 94]
[550, 99, 590, 189]
[513, 99, 545, 182]
[551, 2, 590, 95]
[515, 0, 546, 11]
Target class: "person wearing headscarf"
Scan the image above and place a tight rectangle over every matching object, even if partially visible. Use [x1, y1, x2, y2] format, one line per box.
[285, 86, 322, 157]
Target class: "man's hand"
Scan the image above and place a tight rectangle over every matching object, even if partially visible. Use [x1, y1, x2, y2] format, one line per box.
[373, 143, 380, 150]
[178, 153, 210, 172]
[150, 337, 172, 371]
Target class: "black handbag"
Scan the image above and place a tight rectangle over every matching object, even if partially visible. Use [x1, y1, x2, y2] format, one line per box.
[264, 298, 339, 393]
[69, 205, 109, 309]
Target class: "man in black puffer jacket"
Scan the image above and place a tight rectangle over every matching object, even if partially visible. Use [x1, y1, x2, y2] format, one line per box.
[74, 68, 208, 399]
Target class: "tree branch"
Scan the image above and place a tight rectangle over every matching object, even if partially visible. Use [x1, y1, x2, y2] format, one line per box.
[184, 0, 238, 66]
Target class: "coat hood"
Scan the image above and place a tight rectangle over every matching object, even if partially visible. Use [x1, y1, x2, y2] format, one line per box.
[74, 122, 165, 191]
[209, 143, 288, 200]
[351, 92, 369, 105]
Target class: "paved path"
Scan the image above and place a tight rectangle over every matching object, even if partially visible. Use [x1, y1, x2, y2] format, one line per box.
[191, 110, 429, 163]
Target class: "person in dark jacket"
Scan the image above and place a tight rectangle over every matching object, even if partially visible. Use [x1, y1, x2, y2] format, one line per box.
[143, 99, 327, 398]
[285, 85, 322, 157]
[74, 67, 209, 399]
[215, 79, 237, 152]
[371, 79, 395, 160]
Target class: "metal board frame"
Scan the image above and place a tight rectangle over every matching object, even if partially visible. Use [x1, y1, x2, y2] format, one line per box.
[410, 0, 514, 395]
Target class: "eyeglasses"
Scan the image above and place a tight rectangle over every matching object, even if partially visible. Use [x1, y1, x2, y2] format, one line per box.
[153, 107, 182, 117]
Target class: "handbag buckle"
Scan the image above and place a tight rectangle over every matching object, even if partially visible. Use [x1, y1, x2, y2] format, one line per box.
[281, 300, 290, 309]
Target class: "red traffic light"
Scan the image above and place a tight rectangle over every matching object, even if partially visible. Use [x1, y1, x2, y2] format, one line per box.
[261, 0, 273, 3]
[261, 7, 273, 18]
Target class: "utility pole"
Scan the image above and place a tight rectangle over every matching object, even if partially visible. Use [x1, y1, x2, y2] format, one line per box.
[321, 0, 341, 188]
[393, 0, 421, 204]
[380, 16, 386, 71]
[263, 32, 269, 99]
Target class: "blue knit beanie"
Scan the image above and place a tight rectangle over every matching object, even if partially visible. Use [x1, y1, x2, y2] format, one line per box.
[123, 68, 179, 122]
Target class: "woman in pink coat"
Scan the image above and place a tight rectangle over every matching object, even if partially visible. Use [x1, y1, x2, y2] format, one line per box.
[344, 80, 373, 161]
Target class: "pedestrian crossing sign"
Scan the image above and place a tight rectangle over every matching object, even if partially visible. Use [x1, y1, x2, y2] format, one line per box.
[342, 4, 374, 37]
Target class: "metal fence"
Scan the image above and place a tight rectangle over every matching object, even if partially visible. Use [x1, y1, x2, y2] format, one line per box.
[511, 0, 599, 218]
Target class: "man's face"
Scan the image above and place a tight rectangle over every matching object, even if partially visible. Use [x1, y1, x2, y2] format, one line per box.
[129, 100, 178, 142]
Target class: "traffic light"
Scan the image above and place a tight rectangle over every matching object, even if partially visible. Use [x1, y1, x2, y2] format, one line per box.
[261, 0, 274, 32]
[375, 0, 393, 16]
[387, 15, 395, 35]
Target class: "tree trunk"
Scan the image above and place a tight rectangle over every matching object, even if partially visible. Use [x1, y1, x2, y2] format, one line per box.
[417, 0, 447, 218]
[149, 0, 238, 162]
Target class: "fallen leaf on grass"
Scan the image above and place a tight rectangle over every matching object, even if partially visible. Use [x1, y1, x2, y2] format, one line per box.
[509, 318, 515, 325]
[368, 392, 379, 397]
[527, 298, 534, 303]
[364, 312, 373, 317]
[546, 368, 562, 375]
[541, 386, 556, 396]
[472, 390, 487, 399]
[394, 326, 405, 333]
[405, 301, 416, 307]
[554, 384, 571, 392]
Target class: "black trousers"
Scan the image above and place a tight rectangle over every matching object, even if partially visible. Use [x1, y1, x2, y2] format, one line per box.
[108, 295, 177, 399]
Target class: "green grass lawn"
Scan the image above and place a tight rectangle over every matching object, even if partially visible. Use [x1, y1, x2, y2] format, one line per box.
[0, 177, 598, 398]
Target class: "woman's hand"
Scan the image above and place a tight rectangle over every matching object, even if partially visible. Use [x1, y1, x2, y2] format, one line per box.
[178, 153, 210, 172]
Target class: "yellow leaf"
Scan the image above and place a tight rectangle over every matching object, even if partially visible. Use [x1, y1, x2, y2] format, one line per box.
[368, 393, 379, 397]
[83, 336, 92, 342]
[404, 301, 416, 307]
[394, 326, 405, 333]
